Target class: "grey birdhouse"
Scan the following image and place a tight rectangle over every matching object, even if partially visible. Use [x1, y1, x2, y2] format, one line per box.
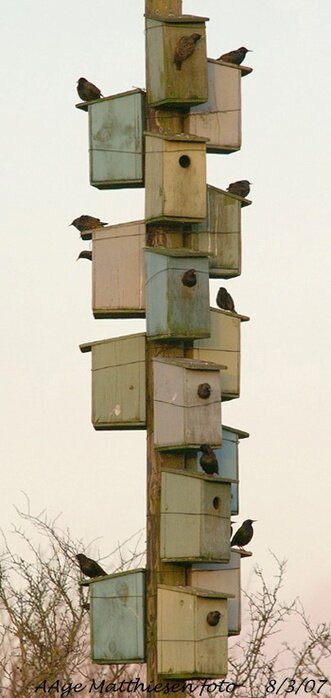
[76, 89, 145, 189]
[145, 133, 207, 223]
[153, 357, 223, 449]
[144, 248, 210, 340]
[161, 470, 231, 563]
[92, 220, 145, 318]
[82, 569, 145, 663]
[158, 585, 231, 678]
[145, 15, 208, 109]
[186, 308, 249, 400]
[184, 59, 253, 153]
[80, 333, 146, 429]
[188, 550, 251, 636]
[184, 184, 252, 278]
[185, 425, 249, 516]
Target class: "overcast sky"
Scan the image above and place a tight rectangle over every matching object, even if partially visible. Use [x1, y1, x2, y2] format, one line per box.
[1, 0, 330, 646]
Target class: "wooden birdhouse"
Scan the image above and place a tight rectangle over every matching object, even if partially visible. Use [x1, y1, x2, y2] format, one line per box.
[145, 133, 207, 223]
[185, 425, 249, 516]
[144, 248, 210, 340]
[161, 470, 231, 563]
[82, 569, 145, 663]
[92, 220, 145, 318]
[188, 550, 252, 636]
[186, 308, 249, 400]
[184, 59, 252, 153]
[79, 333, 146, 430]
[153, 357, 222, 449]
[184, 184, 252, 279]
[145, 15, 208, 109]
[76, 89, 145, 189]
[157, 585, 231, 678]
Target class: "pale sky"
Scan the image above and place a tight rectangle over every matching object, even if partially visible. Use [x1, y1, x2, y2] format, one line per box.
[1, 0, 330, 644]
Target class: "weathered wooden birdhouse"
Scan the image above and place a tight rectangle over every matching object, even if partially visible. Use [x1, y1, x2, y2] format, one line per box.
[184, 59, 252, 153]
[92, 220, 145, 318]
[145, 133, 207, 223]
[145, 15, 208, 109]
[144, 248, 210, 340]
[76, 89, 145, 189]
[157, 585, 231, 678]
[188, 550, 252, 636]
[79, 333, 146, 429]
[161, 470, 231, 563]
[186, 308, 249, 400]
[82, 569, 145, 663]
[153, 357, 222, 449]
[184, 184, 252, 278]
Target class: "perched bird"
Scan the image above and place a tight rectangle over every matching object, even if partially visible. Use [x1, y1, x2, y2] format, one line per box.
[174, 33, 202, 70]
[231, 519, 256, 549]
[216, 287, 236, 313]
[217, 47, 252, 65]
[207, 610, 221, 627]
[77, 77, 103, 102]
[227, 180, 251, 198]
[76, 553, 107, 578]
[77, 250, 92, 261]
[70, 215, 108, 236]
[199, 444, 219, 475]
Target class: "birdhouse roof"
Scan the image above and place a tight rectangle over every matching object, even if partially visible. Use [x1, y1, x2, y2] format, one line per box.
[210, 307, 250, 322]
[222, 425, 250, 439]
[162, 467, 235, 485]
[144, 246, 208, 259]
[145, 131, 208, 144]
[153, 356, 225, 372]
[158, 584, 234, 599]
[76, 87, 145, 112]
[207, 57, 253, 78]
[207, 184, 252, 208]
[80, 567, 146, 587]
[79, 332, 145, 353]
[145, 14, 209, 24]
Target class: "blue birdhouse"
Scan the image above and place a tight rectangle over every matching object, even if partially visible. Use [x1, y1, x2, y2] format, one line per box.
[76, 89, 145, 189]
[184, 184, 252, 279]
[145, 15, 209, 109]
[82, 569, 146, 663]
[144, 248, 210, 340]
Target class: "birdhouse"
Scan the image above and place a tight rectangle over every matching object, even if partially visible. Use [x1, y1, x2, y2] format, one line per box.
[82, 569, 145, 663]
[184, 184, 252, 278]
[153, 357, 223, 449]
[145, 15, 208, 109]
[185, 308, 249, 400]
[144, 248, 210, 340]
[145, 133, 207, 223]
[92, 220, 145, 318]
[161, 470, 231, 563]
[157, 585, 231, 678]
[185, 425, 249, 515]
[79, 333, 146, 429]
[76, 89, 145, 189]
[188, 550, 251, 636]
[184, 59, 252, 153]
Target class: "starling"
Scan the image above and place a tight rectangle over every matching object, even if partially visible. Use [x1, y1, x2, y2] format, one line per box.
[231, 519, 256, 549]
[207, 610, 221, 626]
[76, 553, 107, 578]
[70, 215, 108, 236]
[199, 444, 219, 475]
[217, 47, 252, 65]
[77, 77, 103, 102]
[216, 287, 236, 313]
[77, 250, 92, 261]
[174, 33, 202, 70]
[227, 180, 251, 198]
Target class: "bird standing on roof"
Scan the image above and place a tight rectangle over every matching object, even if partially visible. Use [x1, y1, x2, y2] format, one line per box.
[216, 287, 236, 313]
[70, 215, 108, 236]
[217, 47, 252, 65]
[199, 444, 219, 475]
[76, 553, 107, 578]
[77, 77, 103, 102]
[227, 180, 251, 198]
[231, 519, 256, 549]
[174, 33, 202, 70]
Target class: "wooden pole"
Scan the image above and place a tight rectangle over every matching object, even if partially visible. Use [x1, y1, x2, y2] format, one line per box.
[144, 0, 187, 691]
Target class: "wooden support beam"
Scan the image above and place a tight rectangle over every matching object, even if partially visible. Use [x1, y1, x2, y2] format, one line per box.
[145, 0, 182, 16]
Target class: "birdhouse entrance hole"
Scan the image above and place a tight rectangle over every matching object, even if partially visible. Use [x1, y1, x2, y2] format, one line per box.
[179, 154, 191, 168]
[213, 496, 220, 510]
